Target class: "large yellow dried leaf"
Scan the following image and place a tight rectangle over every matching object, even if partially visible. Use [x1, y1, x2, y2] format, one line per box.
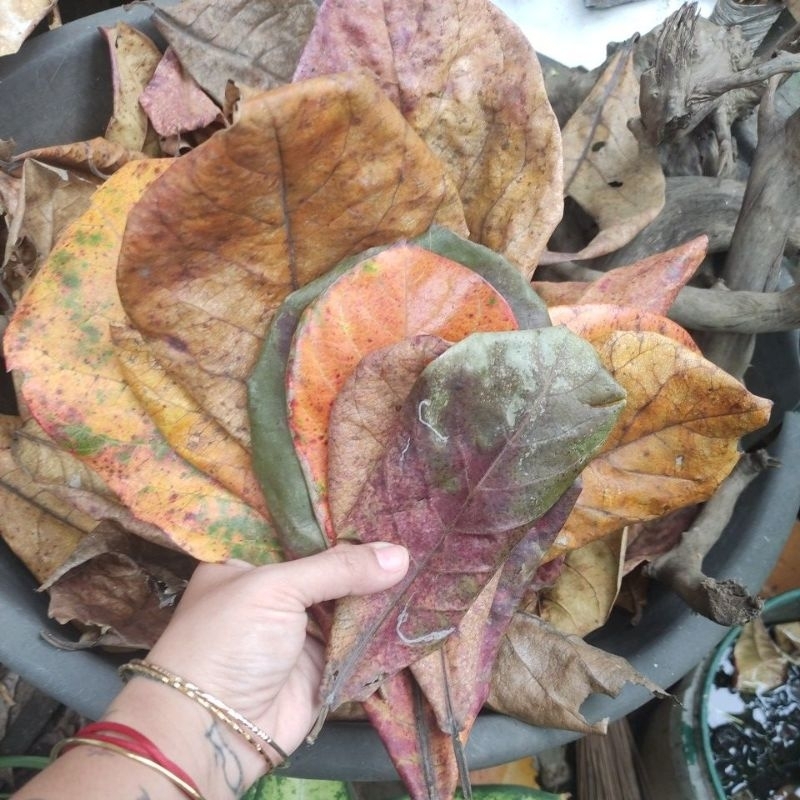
[111, 323, 269, 517]
[0, 415, 89, 582]
[548, 306, 772, 553]
[4, 160, 280, 564]
[117, 70, 467, 448]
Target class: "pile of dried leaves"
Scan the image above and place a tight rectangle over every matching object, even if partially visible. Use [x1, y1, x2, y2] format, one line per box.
[2, 1, 800, 798]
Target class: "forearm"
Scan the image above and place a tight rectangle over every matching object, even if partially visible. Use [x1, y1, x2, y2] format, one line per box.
[12, 678, 267, 800]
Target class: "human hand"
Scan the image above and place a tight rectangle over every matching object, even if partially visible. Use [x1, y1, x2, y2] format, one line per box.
[144, 541, 409, 766]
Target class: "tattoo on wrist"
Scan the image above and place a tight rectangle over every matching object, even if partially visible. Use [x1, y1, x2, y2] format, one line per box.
[206, 721, 245, 795]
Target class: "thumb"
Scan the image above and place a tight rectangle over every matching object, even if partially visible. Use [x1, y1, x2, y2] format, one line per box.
[269, 542, 410, 609]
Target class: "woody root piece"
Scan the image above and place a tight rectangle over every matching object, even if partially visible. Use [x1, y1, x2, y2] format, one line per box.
[645, 450, 779, 625]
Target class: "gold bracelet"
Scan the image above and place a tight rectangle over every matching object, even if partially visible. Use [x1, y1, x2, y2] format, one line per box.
[119, 659, 289, 769]
[51, 736, 206, 800]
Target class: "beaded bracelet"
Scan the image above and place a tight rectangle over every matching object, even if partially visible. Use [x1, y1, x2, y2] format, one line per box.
[119, 659, 289, 769]
[51, 721, 205, 800]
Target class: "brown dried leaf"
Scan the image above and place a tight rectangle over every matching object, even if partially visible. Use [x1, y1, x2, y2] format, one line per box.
[101, 23, 163, 154]
[0, 415, 89, 582]
[12, 418, 111, 499]
[117, 71, 467, 448]
[734, 617, 788, 694]
[488, 612, 663, 733]
[153, 0, 318, 105]
[537, 529, 627, 638]
[2, 160, 97, 287]
[775, 623, 800, 664]
[295, 0, 563, 275]
[539, 43, 665, 265]
[41, 521, 196, 650]
[0, 0, 56, 56]
[139, 47, 223, 139]
[12, 138, 147, 178]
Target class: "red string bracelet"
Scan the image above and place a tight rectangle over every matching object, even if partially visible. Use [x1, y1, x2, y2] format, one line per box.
[51, 721, 204, 800]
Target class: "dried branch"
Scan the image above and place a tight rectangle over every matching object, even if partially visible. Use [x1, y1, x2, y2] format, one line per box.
[699, 78, 800, 378]
[645, 450, 778, 626]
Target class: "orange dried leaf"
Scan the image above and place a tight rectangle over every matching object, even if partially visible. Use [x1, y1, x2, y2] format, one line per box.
[117, 71, 467, 448]
[548, 305, 772, 553]
[4, 160, 280, 564]
[288, 244, 518, 538]
[535, 236, 707, 315]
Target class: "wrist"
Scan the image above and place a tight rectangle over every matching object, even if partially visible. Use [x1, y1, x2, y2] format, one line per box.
[104, 677, 267, 799]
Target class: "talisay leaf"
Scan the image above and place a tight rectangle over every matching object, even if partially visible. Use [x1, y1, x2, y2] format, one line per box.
[321, 327, 626, 707]
[288, 244, 518, 539]
[534, 235, 707, 315]
[40, 521, 195, 651]
[153, 0, 318, 105]
[362, 670, 459, 800]
[100, 23, 162, 154]
[734, 617, 788, 694]
[537, 529, 627, 638]
[139, 47, 223, 142]
[0, 415, 89, 582]
[328, 335, 451, 531]
[411, 484, 581, 739]
[248, 228, 542, 558]
[548, 304, 773, 554]
[539, 41, 665, 265]
[117, 71, 467, 449]
[295, 0, 563, 276]
[110, 324, 269, 517]
[4, 160, 280, 564]
[488, 612, 664, 734]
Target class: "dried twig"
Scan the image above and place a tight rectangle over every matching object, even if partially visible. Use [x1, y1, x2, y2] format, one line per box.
[645, 450, 778, 625]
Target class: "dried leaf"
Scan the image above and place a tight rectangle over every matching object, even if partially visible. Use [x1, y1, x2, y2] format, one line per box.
[623, 505, 699, 573]
[537, 529, 627, 638]
[411, 484, 581, 738]
[101, 23, 163, 154]
[363, 670, 459, 800]
[734, 617, 788, 694]
[290, 245, 518, 538]
[0, 0, 55, 57]
[111, 323, 269, 517]
[0, 414, 89, 582]
[295, 0, 563, 275]
[2, 160, 97, 285]
[41, 521, 196, 650]
[12, 418, 111, 499]
[4, 160, 281, 564]
[488, 612, 663, 733]
[539, 43, 665, 265]
[153, 0, 318, 105]
[775, 623, 800, 664]
[248, 226, 541, 559]
[321, 328, 625, 707]
[139, 47, 223, 139]
[328, 335, 450, 531]
[12, 138, 147, 177]
[534, 236, 707, 315]
[548, 305, 773, 553]
[118, 71, 467, 449]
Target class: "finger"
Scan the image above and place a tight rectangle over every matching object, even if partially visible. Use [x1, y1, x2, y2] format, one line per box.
[261, 542, 409, 609]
